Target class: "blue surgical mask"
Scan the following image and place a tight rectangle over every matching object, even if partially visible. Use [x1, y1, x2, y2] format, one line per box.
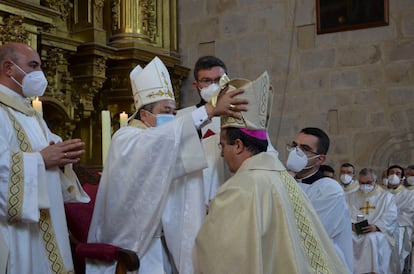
[156, 114, 175, 127]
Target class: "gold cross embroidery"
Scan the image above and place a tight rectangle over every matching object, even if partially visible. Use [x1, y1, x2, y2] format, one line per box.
[359, 200, 376, 215]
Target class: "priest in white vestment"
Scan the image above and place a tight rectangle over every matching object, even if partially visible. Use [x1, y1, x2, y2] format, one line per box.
[194, 71, 349, 274]
[87, 57, 248, 274]
[385, 165, 414, 272]
[347, 168, 399, 274]
[0, 42, 89, 274]
[339, 162, 360, 201]
[286, 128, 353, 273]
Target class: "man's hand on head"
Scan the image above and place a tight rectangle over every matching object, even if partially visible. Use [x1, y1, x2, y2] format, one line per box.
[205, 87, 248, 119]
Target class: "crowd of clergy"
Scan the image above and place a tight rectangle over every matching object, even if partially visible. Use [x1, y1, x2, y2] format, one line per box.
[2, 41, 414, 274]
[334, 163, 414, 274]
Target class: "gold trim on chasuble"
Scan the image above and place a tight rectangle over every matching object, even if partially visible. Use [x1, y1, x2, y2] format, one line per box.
[2, 105, 72, 274]
[280, 171, 331, 274]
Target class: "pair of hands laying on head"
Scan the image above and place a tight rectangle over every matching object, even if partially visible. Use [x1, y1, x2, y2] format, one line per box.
[205, 86, 248, 120]
[40, 139, 85, 169]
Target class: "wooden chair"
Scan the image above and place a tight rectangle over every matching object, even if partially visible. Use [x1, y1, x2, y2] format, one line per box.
[64, 166, 139, 274]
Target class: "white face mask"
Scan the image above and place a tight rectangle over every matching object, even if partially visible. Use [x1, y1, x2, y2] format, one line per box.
[387, 174, 401, 186]
[286, 147, 319, 173]
[156, 114, 175, 127]
[200, 83, 220, 102]
[406, 176, 414, 186]
[340, 174, 353, 185]
[10, 62, 48, 97]
[360, 184, 375, 194]
[382, 178, 388, 186]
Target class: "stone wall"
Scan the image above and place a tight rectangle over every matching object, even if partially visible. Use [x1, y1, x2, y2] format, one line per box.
[177, 0, 414, 176]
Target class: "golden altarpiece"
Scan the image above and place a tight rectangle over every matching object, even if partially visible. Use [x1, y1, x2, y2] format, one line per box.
[0, 0, 189, 166]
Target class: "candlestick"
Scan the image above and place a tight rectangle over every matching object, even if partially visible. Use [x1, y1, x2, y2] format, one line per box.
[32, 97, 43, 116]
[120, 111, 128, 127]
[101, 110, 111, 165]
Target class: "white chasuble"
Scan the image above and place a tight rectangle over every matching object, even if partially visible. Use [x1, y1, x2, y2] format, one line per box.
[0, 85, 89, 274]
[347, 186, 398, 274]
[387, 185, 414, 271]
[87, 113, 207, 274]
[195, 152, 349, 274]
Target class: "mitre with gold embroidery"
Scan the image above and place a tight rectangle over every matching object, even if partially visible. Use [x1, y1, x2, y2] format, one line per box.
[220, 71, 273, 138]
[130, 56, 175, 112]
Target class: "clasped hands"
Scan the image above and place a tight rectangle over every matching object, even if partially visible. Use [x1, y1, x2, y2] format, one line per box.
[40, 139, 85, 169]
[205, 86, 248, 119]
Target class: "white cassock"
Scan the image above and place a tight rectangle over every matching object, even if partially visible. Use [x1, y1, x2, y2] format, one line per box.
[0, 85, 89, 274]
[87, 111, 207, 274]
[347, 186, 398, 274]
[299, 175, 353, 273]
[199, 116, 230, 207]
[386, 185, 414, 272]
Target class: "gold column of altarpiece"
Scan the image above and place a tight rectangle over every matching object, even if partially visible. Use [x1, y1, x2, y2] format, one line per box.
[0, 0, 189, 167]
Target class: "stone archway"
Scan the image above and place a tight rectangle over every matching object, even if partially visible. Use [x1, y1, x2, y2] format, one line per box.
[369, 128, 414, 173]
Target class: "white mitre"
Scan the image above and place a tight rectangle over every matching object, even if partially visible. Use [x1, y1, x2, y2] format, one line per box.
[130, 56, 175, 113]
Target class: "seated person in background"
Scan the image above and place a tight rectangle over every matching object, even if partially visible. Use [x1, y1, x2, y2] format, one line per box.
[87, 57, 248, 274]
[404, 164, 414, 188]
[347, 168, 398, 274]
[194, 71, 349, 274]
[339, 162, 359, 199]
[385, 164, 414, 272]
[320, 164, 335, 178]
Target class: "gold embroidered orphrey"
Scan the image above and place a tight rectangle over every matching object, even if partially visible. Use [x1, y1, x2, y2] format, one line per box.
[1, 103, 74, 274]
[359, 200, 376, 215]
[280, 171, 332, 274]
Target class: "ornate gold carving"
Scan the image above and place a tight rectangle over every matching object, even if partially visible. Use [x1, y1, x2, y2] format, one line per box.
[94, 0, 105, 26]
[43, 48, 67, 99]
[0, 15, 29, 44]
[140, 0, 157, 42]
[41, 0, 73, 19]
[94, 56, 107, 76]
[110, 0, 156, 43]
[95, 0, 104, 8]
[0, 0, 186, 166]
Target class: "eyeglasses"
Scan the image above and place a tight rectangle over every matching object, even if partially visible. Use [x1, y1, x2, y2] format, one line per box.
[286, 143, 319, 156]
[197, 77, 221, 86]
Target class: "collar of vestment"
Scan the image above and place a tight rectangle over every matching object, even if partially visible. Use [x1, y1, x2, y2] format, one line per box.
[406, 185, 414, 191]
[387, 184, 404, 194]
[129, 118, 148, 129]
[297, 169, 324, 184]
[0, 84, 35, 116]
[238, 151, 285, 172]
[358, 185, 383, 197]
[343, 180, 359, 191]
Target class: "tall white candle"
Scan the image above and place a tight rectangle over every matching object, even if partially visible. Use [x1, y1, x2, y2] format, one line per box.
[120, 111, 128, 127]
[32, 97, 43, 116]
[101, 110, 111, 165]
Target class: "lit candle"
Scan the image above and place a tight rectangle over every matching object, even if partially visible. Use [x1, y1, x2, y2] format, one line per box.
[101, 110, 111, 165]
[32, 97, 43, 116]
[120, 111, 128, 127]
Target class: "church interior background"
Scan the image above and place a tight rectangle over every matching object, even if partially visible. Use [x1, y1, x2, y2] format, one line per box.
[1, 0, 413, 175]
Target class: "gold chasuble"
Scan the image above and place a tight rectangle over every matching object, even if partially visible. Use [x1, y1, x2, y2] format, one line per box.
[194, 152, 349, 274]
[0, 90, 74, 274]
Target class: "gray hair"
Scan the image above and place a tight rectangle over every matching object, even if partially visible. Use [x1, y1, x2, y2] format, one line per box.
[359, 168, 378, 182]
